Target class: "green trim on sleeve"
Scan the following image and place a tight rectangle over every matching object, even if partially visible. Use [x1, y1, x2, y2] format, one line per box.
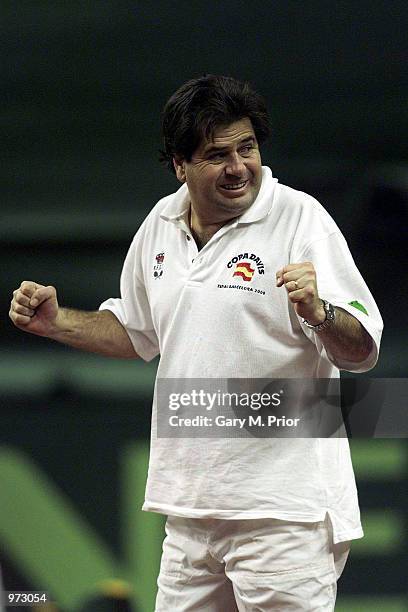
[348, 300, 368, 315]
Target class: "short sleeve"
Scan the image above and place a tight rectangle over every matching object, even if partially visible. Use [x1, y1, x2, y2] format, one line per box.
[99, 227, 160, 362]
[297, 231, 383, 373]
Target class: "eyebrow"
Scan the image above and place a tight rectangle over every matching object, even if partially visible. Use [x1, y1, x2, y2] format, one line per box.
[203, 136, 256, 156]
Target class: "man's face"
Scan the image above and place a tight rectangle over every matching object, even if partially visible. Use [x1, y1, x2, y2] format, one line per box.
[174, 118, 263, 224]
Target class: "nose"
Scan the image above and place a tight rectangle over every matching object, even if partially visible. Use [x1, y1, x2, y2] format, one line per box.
[225, 152, 245, 176]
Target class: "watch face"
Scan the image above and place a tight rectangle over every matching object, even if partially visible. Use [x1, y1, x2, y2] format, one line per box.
[326, 302, 335, 321]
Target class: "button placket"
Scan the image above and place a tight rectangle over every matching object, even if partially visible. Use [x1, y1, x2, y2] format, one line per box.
[184, 231, 198, 269]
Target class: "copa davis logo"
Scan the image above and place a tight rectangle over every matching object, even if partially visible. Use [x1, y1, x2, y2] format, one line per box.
[218, 252, 266, 295]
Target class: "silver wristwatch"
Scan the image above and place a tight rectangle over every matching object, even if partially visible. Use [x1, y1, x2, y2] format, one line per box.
[302, 300, 335, 332]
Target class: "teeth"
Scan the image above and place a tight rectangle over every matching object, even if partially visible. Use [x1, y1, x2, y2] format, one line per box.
[222, 181, 247, 190]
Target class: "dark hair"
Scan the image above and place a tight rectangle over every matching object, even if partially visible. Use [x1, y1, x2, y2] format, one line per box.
[159, 74, 271, 173]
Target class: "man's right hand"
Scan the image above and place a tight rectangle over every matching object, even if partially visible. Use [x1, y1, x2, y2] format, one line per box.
[9, 281, 59, 338]
[9, 281, 139, 358]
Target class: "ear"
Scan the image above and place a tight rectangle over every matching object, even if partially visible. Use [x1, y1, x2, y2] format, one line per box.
[173, 157, 186, 183]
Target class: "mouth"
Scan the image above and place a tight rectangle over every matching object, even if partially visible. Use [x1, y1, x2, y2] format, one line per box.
[219, 180, 248, 194]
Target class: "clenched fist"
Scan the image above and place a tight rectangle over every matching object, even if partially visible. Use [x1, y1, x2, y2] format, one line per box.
[276, 262, 326, 325]
[9, 281, 59, 337]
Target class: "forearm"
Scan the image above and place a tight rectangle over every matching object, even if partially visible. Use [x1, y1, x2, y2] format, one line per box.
[276, 263, 374, 365]
[50, 308, 139, 358]
[317, 307, 373, 364]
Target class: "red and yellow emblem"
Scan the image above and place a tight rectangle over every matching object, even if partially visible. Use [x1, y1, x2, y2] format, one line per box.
[233, 262, 255, 281]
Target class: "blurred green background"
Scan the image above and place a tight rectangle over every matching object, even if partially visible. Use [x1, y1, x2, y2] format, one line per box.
[1, 1, 407, 610]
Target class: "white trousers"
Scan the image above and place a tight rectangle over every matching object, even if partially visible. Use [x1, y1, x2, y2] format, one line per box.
[155, 516, 350, 611]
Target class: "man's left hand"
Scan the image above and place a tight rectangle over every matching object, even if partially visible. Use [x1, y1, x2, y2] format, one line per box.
[276, 262, 326, 325]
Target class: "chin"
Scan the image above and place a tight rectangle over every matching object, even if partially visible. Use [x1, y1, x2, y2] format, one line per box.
[218, 197, 253, 216]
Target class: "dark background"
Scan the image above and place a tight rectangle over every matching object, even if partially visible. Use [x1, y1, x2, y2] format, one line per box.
[1, 2, 407, 610]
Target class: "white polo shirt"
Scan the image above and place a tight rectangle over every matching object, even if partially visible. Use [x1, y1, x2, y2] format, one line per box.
[100, 166, 383, 543]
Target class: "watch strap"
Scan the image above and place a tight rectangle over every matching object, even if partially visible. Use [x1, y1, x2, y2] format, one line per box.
[302, 300, 335, 332]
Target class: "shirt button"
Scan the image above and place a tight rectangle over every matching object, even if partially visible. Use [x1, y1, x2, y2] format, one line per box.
[186, 235, 191, 241]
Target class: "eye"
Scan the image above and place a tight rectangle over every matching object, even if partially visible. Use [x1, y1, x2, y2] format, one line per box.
[240, 145, 254, 155]
[208, 151, 225, 161]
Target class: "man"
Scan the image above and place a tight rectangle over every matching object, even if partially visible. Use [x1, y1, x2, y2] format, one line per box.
[10, 75, 383, 610]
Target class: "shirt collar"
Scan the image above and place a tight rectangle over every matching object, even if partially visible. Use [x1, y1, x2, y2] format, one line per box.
[235, 166, 277, 224]
[160, 183, 190, 223]
[160, 166, 278, 226]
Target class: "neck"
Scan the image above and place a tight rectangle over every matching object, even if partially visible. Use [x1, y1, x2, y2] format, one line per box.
[189, 206, 225, 250]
